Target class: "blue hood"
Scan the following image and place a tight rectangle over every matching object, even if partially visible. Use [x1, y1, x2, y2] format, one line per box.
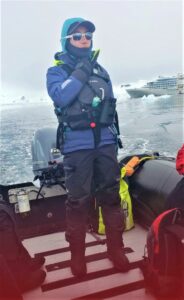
[61, 17, 95, 52]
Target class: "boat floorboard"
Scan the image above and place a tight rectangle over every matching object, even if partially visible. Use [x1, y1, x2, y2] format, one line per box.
[22, 224, 156, 300]
[108, 288, 156, 300]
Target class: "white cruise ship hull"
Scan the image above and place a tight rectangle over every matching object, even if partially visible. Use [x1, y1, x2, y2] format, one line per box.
[126, 87, 178, 98]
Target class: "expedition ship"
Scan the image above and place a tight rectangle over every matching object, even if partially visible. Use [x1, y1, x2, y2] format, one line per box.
[125, 74, 184, 98]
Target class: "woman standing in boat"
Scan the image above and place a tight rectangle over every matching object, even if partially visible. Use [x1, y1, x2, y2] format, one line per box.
[47, 17, 129, 277]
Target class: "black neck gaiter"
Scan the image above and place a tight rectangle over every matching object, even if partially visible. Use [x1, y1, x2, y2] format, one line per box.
[66, 42, 92, 59]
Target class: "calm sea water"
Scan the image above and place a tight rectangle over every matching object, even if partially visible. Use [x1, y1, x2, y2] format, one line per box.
[0, 93, 183, 185]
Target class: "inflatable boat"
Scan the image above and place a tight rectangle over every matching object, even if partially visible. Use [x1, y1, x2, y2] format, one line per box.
[0, 128, 183, 299]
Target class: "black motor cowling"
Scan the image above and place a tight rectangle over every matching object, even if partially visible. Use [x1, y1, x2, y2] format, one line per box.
[31, 127, 64, 185]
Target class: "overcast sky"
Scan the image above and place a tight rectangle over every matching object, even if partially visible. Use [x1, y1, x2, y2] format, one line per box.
[1, 0, 183, 96]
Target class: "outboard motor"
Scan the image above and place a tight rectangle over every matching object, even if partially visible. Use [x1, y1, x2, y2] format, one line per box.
[31, 127, 64, 186]
[7, 128, 65, 220]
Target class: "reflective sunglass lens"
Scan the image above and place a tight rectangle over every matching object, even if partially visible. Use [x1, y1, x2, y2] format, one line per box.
[85, 32, 92, 40]
[73, 33, 82, 41]
[72, 32, 92, 41]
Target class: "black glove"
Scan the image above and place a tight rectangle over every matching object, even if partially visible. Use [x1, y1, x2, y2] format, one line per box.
[72, 58, 93, 84]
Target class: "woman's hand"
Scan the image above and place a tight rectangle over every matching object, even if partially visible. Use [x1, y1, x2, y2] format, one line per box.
[72, 58, 92, 84]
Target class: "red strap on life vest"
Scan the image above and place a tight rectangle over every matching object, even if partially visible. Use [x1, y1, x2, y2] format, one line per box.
[152, 208, 177, 254]
[176, 144, 184, 175]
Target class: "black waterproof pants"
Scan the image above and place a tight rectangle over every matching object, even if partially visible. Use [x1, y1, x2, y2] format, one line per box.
[63, 144, 124, 243]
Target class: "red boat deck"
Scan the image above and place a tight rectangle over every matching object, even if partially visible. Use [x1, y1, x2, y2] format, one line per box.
[22, 224, 156, 300]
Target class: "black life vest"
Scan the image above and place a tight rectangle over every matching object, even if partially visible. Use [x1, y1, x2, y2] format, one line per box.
[55, 63, 116, 130]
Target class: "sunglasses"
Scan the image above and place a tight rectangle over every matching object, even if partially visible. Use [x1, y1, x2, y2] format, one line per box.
[62, 32, 93, 41]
